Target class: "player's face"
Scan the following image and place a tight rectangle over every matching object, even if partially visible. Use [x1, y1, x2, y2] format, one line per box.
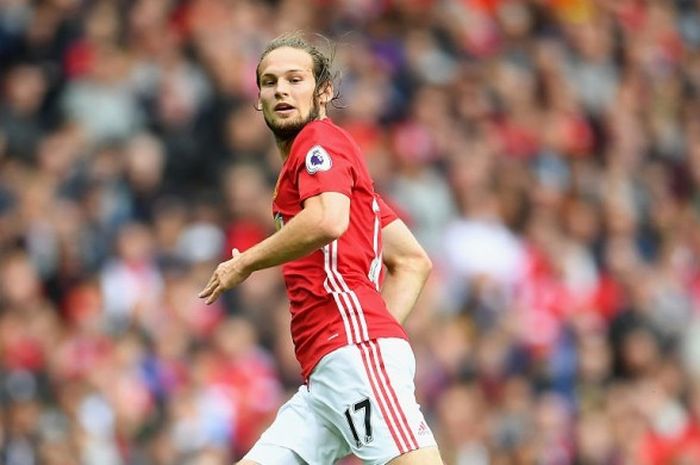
[257, 47, 327, 140]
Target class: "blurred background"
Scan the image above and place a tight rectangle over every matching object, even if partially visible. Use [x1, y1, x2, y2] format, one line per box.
[3, 0, 700, 464]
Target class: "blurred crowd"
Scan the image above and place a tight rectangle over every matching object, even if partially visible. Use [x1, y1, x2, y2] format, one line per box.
[4, 0, 700, 464]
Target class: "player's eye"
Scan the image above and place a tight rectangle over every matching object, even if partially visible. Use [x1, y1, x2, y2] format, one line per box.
[261, 78, 275, 86]
[290, 76, 303, 83]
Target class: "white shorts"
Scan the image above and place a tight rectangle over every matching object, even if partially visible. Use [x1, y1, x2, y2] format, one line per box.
[243, 338, 436, 465]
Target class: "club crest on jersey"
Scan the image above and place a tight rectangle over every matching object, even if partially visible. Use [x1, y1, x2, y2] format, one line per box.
[305, 145, 332, 174]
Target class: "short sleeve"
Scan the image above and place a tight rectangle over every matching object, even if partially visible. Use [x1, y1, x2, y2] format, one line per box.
[376, 194, 399, 227]
[294, 144, 354, 203]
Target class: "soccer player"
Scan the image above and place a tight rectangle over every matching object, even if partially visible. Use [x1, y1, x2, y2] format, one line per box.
[199, 34, 444, 465]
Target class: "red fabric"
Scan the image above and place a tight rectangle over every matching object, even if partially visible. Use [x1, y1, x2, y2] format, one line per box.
[167, 1, 191, 39]
[515, 245, 576, 356]
[376, 194, 399, 228]
[640, 421, 700, 465]
[689, 272, 700, 310]
[64, 41, 95, 78]
[464, 0, 503, 15]
[557, 112, 595, 157]
[591, 274, 624, 321]
[54, 334, 113, 380]
[3, 335, 45, 371]
[492, 119, 541, 159]
[273, 118, 407, 380]
[615, 0, 647, 31]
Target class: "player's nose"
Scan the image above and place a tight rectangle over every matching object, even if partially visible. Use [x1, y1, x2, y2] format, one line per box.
[274, 80, 291, 96]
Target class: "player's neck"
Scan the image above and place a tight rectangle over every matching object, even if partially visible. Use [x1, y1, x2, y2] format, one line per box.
[276, 137, 294, 160]
[275, 114, 328, 161]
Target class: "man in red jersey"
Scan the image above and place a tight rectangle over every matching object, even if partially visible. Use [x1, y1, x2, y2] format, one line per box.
[199, 34, 443, 465]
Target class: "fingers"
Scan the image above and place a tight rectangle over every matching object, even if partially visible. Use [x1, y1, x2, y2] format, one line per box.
[199, 267, 223, 299]
[199, 252, 245, 304]
[198, 264, 231, 305]
[199, 276, 222, 305]
[198, 273, 218, 298]
[205, 286, 224, 305]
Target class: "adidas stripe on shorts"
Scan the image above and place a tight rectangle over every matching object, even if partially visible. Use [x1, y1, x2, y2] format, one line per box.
[243, 337, 436, 465]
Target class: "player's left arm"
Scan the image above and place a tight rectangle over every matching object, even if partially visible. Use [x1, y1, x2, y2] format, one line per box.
[381, 219, 432, 324]
[374, 194, 432, 323]
[199, 192, 349, 304]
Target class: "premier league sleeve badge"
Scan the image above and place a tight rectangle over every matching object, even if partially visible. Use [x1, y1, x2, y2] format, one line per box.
[305, 145, 333, 174]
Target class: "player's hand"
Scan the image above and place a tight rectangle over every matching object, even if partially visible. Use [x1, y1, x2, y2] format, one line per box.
[198, 248, 251, 305]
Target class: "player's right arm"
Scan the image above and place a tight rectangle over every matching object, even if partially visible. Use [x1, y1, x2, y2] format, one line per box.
[199, 191, 349, 304]
[381, 219, 432, 324]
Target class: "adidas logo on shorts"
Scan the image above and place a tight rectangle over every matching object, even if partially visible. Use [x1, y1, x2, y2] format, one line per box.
[417, 421, 429, 436]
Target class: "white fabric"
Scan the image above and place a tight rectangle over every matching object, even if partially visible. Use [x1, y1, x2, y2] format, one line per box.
[243, 338, 436, 465]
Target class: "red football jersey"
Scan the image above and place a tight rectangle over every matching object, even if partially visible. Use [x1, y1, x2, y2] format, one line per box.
[272, 118, 408, 380]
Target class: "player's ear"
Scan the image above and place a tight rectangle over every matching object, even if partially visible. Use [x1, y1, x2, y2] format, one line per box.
[255, 93, 262, 111]
[318, 82, 333, 106]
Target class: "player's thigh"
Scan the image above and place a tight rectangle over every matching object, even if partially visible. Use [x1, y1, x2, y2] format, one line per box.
[308, 338, 438, 465]
[242, 386, 348, 465]
[387, 446, 444, 465]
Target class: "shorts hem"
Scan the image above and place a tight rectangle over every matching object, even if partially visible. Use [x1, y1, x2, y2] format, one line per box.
[243, 442, 309, 465]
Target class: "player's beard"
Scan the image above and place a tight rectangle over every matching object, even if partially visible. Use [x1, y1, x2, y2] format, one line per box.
[264, 97, 321, 143]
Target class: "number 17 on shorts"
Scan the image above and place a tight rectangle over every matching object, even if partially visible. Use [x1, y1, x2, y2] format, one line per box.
[310, 338, 437, 463]
[344, 398, 373, 447]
